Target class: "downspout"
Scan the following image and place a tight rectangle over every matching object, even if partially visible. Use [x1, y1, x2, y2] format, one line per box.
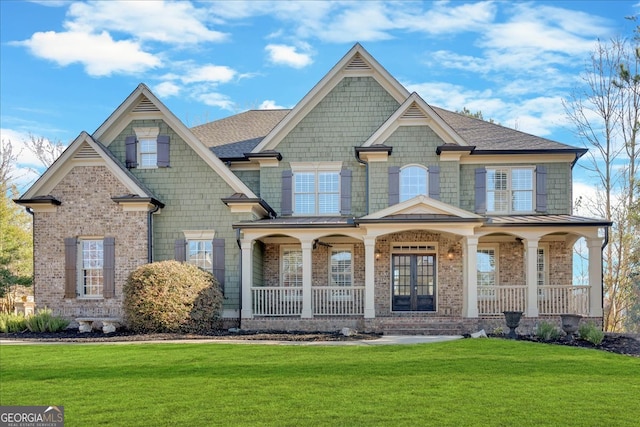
[355, 150, 369, 215]
[601, 226, 609, 323]
[236, 228, 242, 330]
[147, 204, 160, 263]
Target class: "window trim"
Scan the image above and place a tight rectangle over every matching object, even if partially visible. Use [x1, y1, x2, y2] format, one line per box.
[536, 243, 549, 298]
[187, 240, 213, 271]
[477, 244, 499, 299]
[134, 127, 159, 169]
[486, 166, 536, 214]
[77, 237, 104, 299]
[328, 245, 353, 287]
[290, 162, 342, 216]
[280, 245, 303, 288]
[399, 164, 428, 202]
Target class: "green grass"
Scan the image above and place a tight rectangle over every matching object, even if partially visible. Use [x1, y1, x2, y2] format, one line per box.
[1, 339, 638, 426]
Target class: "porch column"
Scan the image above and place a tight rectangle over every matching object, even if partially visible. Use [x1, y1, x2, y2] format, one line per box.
[587, 237, 604, 317]
[463, 236, 478, 317]
[363, 236, 376, 318]
[240, 238, 254, 319]
[524, 238, 540, 317]
[301, 239, 313, 318]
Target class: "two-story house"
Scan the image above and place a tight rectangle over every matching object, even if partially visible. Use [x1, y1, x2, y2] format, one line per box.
[16, 44, 610, 334]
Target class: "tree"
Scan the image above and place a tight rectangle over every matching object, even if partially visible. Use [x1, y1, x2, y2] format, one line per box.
[23, 133, 66, 169]
[456, 107, 497, 124]
[564, 21, 640, 332]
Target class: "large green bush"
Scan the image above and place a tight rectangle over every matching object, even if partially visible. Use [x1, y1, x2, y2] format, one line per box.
[123, 261, 223, 334]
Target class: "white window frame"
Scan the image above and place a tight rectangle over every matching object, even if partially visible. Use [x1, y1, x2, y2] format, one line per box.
[187, 240, 213, 271]
[400, 165, 428, 202]
[477, 244, 499, 299]
[134, 127, 159, 169]
[290, 162, 342, 216]
[328, 245, 354, 301]
[280, 245, 303, 288]
[536, 244, 548, 298]
[77, 238, 104, 299]
[486, 166, 535, 214]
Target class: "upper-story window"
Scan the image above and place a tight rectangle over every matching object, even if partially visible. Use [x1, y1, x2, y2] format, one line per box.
[125, 127, 170, 169]
[288, 162, 344, 216]
[486, 167, 534, 214]
[139, 137, 157, 167]
[400, 165, 428, 202]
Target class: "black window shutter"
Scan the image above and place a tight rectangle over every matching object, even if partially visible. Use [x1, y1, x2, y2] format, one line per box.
[340, 168, 352, 215]
[157, 135, 170, 167]
[125, 136, 138, 168]
[103, 237, 115, 298]
[536, 165, 547, 213]
[174, 239, 187, 262]
[212, 238, 225, 292]
[388, 166, 400, 206]
[428, 166, 440, 200]
[64, 237, 77, 298]
[281, 170, 293, 215]
[475, 168, 487, 214]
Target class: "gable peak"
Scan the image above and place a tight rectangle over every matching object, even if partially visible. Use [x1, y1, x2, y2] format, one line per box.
[401, 101, 428, 119]
[344, 52, 372, 72]
[132, 95, 160, 113]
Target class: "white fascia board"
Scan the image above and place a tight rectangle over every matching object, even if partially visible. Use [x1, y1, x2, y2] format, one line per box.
[363, 195, 482, 220]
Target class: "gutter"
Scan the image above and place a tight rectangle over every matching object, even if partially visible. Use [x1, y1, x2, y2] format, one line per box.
[236, 228, 242, 330]
[354, 148, 369, 215]
[147, 204, 161, 263]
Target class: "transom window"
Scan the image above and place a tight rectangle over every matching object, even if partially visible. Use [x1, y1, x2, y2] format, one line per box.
[79, 239, 103, 297]
[330, 248, 352, 287]
[281, 247, 303, 287]
[139, 137, 157, 167]
[400, 165, 427, 202]
[294, 171, 340, 215]
[487, 167, 534, 213]
[188, 240, 212, 271]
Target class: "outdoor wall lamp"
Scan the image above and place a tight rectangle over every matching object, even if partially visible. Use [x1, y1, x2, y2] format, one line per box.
[447, 247, 455, 260]
[375, 250, 381, 260]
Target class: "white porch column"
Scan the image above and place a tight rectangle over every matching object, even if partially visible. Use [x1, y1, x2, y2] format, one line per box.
[363, 236, 376, 319]
[524, 238, 540, 317]
[301, 239, 313, 318]
[463, 236, 478, 317]
[240, 238, 254, 319]
[587, 237, 604, 317]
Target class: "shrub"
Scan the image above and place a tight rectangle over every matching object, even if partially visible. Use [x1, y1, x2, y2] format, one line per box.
[123, 260, 223, 334]
[578, 321, 605, 345]
[24, 308, 70, 332]
[0, 312, 27, 333]
[536, 321, 561, 341]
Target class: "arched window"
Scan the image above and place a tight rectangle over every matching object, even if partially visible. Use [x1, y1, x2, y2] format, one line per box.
[400, 165, 428, 202]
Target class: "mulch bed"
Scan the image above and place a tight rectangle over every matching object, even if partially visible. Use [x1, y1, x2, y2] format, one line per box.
[3, 329, 639, 357]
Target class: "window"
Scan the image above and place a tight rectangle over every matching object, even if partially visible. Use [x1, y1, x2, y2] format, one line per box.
[281, 247, 303, 287]
[79, 239, 103, 297]
[188, 240, 212, 271]
[477, 246, 497, 298]
[294, 171, 340, 215]
[537, 246, 548, 297]
[400, 165, 427, 202]
[487, 167, 534, 213]
[139, 137, 157, 167]
[330, 248, 352, 287]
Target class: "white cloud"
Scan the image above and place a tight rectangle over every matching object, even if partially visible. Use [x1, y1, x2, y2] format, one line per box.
[181, 64, 236, 84]
[258, 100, 286, 110]
[265, 44, 312, 68]
[396, 1, 497, 35]
[153, 82, 181, 98]
[65, 1, 226, 44]
[195, 92, 235, 111]
[16, 31, 160, 76]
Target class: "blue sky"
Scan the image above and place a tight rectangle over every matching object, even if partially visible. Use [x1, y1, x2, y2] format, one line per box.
[1, 0, 639, 194]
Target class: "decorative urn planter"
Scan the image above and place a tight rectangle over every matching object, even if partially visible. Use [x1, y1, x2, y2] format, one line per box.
[560, 314, 582, 341]
[503, 311, 523, 339]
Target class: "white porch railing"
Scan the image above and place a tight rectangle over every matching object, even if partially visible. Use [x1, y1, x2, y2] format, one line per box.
[477, 285, 591, 315]
[477, 285, 527, 315]
[251, 286, 365, 316]
[312, 286, 365, 315]
[252, 287, 303, 316]
[538, 285, 590, 315]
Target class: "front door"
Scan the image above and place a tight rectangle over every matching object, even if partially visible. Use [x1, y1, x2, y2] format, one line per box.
[392, 254, 436, 311]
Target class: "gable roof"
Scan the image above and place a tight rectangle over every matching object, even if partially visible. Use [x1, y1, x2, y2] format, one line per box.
[251, 43, 410, 153]
[19, 131, 159, 201]
[360, 195, 483, 221]
[92, 83, 260, 198]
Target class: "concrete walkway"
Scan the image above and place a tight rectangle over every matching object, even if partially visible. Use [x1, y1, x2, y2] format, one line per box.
[0, 335, 464, 346]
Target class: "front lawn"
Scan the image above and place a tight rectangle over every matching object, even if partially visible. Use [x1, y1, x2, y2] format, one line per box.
[1, 339, 638, 426]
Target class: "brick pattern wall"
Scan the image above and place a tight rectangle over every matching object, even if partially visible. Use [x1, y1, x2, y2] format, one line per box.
[33, 166, 148, 320]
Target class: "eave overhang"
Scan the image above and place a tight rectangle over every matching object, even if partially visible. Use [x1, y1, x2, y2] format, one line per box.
[221, 195, 277, 218]
[13, 196, 61, 212]
[111, 195, 165, 211]
[355, 145, 393, 162]
[232, 216, 356, 229]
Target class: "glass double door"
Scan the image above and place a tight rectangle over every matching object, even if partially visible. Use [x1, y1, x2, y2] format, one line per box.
[392, 254, 436, 311]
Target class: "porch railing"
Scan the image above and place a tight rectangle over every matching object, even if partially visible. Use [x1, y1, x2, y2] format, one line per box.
[538, 285, 590, 315]
[477, 285, 527, 315]
[477, 285, 591, 315]
[251, 286, 365, 316]
[312, 286, 365, 315]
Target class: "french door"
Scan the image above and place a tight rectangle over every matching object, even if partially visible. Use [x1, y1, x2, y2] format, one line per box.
[392, 254, 436, 311]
